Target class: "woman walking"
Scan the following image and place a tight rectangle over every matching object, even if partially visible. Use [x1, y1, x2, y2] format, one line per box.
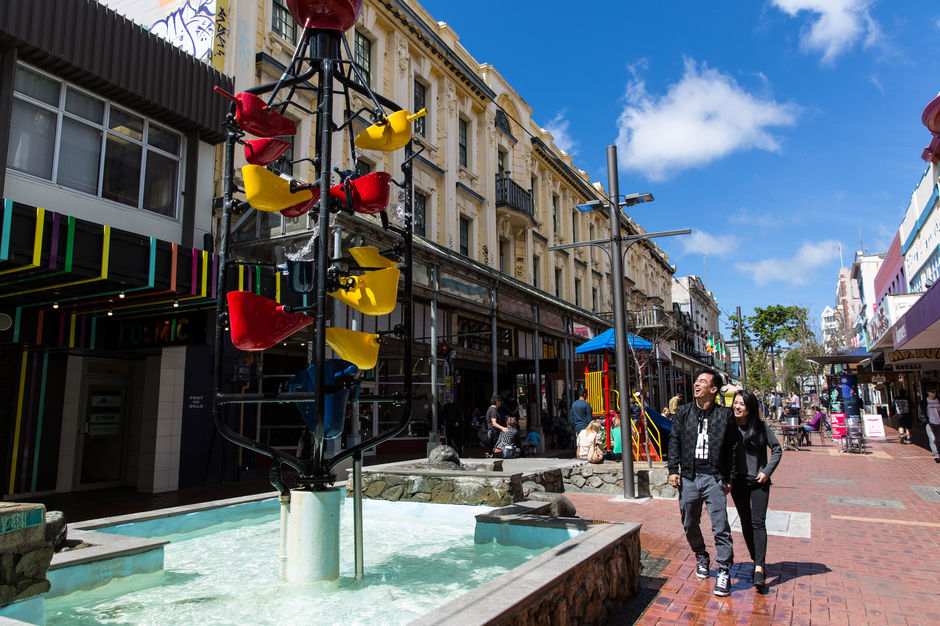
[730, 389, 782, 588]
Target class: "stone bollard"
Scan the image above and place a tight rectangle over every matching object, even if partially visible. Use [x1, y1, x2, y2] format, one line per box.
[0, 503, 53, 620]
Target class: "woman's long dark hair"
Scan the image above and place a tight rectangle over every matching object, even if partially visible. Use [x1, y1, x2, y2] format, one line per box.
[734, 389, 766, 451]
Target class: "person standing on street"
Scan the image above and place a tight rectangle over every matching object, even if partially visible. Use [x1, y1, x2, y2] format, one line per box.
[485, 395, 502, 455]
[668, 368, 737, 597]
[893, 388, 912, 445]
[789, 390, 801, 417]
[441, 394, 463, 456]
[730, 389, 782, 588]
[774, 392, 784, 421]
[570, 388, 593, 435]
[921, 388, 940, 463]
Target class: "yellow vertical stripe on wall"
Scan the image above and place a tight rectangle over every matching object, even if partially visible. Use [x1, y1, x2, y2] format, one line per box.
[8, 352, 28, 494]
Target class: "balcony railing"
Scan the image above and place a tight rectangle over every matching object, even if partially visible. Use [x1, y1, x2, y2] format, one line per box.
[495, 174, 534, 222]
[632, 305, 670, 329]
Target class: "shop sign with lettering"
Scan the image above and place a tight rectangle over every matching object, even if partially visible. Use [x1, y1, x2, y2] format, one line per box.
[885, 347, 940, 363]
[103, 311, 208, 350]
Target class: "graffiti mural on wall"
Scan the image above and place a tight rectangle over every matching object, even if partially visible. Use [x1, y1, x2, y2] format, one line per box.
[150, 1, 216, 62]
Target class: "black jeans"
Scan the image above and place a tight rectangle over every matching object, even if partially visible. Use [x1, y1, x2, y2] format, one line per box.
[730, 478, 771, 567]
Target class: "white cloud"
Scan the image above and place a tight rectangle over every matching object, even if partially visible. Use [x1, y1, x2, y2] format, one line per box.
[735, 239, 841, 286]
[772, 0, 880, 65]
[543, 109, 578, 156]
[869, 75, 884, 95]
[680, 230, 741, 258]
[727, 207, 778, 230]
[935, 17, 940, 32]
[616, 59, 799, 181]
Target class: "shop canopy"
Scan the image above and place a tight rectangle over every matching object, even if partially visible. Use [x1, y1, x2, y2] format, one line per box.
[806, 347, 873, 366]
[575, 328, 653, 355]
[893, 279, 940, 350]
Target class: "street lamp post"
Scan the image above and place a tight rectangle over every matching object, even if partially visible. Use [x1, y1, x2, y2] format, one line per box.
[550, 145, 690, 500]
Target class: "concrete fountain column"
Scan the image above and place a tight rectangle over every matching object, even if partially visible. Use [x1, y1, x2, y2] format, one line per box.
[285, 488, 345, 582]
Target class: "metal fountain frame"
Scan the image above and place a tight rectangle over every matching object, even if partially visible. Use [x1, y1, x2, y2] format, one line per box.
[211, 26, 416, 517]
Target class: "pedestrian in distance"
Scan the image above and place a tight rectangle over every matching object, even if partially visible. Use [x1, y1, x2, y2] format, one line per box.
[893, 388, 912, 445]
[570, 388, 593, 435]
[729, 389, 782, 589]
[484, 394, 502, 456]
[920, 388, 940, 463]
[441, 394, 463, 456]
[664, 391, 682, 417]
[667, 368, 736, 597]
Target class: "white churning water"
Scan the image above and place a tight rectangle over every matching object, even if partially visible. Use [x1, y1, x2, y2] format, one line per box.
[46, 499, 555, 625]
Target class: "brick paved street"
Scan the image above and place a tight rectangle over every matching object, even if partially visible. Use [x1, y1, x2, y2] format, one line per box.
[569, 426, 940, 625]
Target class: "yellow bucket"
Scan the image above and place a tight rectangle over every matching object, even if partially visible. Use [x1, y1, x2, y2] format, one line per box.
[242, 165, 313, 213]
[329, 267, 400, 316]
[325, 327, 380, 370]
[355, 109, 427, 152]
[348, 246, 397, 269]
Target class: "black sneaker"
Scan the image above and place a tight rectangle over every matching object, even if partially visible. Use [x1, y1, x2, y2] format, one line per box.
[752, 568, 765, 587]
[714, 568, 731, 596]
[695, 553, 710, 579]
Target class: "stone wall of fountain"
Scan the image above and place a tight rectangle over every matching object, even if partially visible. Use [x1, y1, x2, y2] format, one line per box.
[0, 503, 53, 615]
[561, 461, 676, 499]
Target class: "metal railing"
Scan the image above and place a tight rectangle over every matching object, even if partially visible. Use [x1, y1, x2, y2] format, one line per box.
[495, 174, 534, 220]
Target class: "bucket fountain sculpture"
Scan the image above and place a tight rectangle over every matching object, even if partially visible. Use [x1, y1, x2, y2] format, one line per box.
[211, 0, 426, 582]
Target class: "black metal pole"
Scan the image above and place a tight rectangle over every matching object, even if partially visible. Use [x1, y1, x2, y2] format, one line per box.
[607, 146, 637, 499]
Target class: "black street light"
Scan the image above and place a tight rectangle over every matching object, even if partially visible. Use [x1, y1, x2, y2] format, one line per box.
[550, 145, 690, 500]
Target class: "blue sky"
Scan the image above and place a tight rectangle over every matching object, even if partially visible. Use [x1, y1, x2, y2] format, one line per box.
[418, 0, 940, 333]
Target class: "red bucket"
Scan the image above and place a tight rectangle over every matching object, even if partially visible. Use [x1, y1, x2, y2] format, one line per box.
[338, 171, 391, 215]
[244, 138, 292, 166]
[227, 291, 312, 351]
[287, 0, 363, 31]
[280, 190, 320, 218]
[215, 87, 297, 138]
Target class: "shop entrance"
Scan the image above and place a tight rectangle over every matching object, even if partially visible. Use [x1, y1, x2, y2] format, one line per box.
[78, 360, 133, 487]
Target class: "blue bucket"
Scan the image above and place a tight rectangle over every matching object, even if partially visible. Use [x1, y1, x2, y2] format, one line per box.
[288, 359, 358, 438]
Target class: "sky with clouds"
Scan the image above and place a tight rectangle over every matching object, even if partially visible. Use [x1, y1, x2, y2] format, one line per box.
[418, 0, 940, 333]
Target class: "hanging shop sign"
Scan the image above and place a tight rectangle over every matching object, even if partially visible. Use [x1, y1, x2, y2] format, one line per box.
[572, 325, 592, 339]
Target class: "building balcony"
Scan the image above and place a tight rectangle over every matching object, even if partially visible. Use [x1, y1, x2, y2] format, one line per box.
[495, 174, 535, 228]
[632, 305, 671, 330]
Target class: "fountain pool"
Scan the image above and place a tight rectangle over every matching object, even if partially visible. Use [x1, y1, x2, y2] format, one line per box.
[44, 496, 580, 625]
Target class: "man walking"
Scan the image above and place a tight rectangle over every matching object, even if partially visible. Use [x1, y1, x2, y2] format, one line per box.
[668, 368, 736, 597]
[570, 388, 593, 435]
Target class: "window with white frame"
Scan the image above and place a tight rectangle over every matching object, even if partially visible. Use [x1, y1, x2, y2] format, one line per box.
[272, 1, 297, 43]
[7, 64, 183, 218]
[413, 79, 427, 137]
[353, 30, 372, 87]
[458, 118, 468, 167]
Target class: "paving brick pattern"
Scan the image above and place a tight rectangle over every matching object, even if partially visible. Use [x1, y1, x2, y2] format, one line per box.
[568, 426, 940, 625]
